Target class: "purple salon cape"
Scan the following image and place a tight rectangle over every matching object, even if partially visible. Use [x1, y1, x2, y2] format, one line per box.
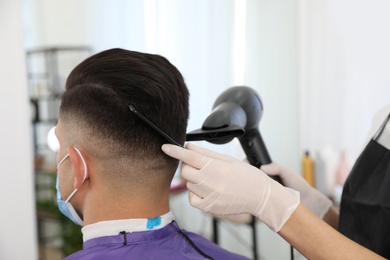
[64, 221, 249, 260]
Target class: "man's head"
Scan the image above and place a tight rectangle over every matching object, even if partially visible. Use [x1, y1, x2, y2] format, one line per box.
[56, 49, 189, 220]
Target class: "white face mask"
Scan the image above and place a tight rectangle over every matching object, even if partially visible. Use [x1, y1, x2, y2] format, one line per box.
[56, 148, 87, 226]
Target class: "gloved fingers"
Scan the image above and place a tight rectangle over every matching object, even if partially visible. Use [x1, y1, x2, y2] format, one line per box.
[187, 191, 216, 212]
[186, 180, 214, 199]
[188, 190, 223, 214]
[189, 188, 250, 216]
[180, 164, 197, 181]
[187, 191, 204, 209]
[161, 144, 212, 169]
[185, 143, 237, 162]
[181, 162, 216, 184]
[242, 158, 250, 164]
[261, 162, 302, 189]
[260, 162, 283, 176]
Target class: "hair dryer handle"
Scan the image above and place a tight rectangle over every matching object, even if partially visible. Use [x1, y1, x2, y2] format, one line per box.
[238, 129, 283, 184]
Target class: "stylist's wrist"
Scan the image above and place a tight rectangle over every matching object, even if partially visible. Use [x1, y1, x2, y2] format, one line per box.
[255, 176, 300, 232]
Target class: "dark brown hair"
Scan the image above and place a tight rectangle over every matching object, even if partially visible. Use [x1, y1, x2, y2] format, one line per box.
[59, 48, 189, 181]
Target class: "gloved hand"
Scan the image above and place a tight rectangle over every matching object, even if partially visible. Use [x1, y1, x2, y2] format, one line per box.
[162, 143, 300, 232]
[261, 163, 332, 219]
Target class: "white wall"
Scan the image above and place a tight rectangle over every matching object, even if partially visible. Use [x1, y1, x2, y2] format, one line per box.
[299, 0, 390, 158]
[298, 0, 390, 197]
[245, 0, 300, 171]
[0, 0, 38, 259]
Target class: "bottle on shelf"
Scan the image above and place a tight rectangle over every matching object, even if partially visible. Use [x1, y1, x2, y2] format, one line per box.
[302, 150, 315, 187]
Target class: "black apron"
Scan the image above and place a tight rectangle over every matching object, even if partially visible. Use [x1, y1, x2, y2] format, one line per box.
[339, 114, 390, 258]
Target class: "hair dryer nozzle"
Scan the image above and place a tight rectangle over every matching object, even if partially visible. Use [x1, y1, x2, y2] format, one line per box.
[186, 102, 246, 144]
[186, 125, 245, 144]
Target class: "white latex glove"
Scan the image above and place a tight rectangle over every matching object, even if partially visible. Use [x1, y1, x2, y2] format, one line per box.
[261, 163, 332, 219]
[162, 143, 300, 232]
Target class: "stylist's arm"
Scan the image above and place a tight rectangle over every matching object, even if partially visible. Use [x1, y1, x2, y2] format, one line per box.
[161, 143, 299, 232]
[162, 143, 384, 260]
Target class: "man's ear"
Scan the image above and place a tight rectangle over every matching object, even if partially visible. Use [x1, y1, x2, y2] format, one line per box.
[68, 147, 89, 189]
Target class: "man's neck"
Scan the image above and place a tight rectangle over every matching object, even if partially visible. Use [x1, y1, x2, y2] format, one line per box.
[82, 190, 170, 226]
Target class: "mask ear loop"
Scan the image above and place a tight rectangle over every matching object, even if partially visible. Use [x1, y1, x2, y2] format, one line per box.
[64, 147, 88, 203]
[57, 154, 69, 168]
[74, 147, 88, 182]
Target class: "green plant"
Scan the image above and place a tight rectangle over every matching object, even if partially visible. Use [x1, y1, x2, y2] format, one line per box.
[36, 196, 82, 256]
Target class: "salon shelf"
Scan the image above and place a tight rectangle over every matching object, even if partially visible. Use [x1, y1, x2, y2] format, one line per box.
[27, 46, 92, 260]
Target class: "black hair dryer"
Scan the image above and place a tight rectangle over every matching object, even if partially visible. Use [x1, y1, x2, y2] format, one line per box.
[186, 86, 282, 184]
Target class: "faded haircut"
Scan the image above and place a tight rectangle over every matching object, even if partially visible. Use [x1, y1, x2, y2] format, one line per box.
[59, 48, 189, 184]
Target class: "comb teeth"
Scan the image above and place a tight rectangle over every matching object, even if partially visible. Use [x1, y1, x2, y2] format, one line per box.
[128, 105, 182, 147]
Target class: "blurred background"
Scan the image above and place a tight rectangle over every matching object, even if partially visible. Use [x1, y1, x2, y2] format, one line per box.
[1, 0, 390, 259]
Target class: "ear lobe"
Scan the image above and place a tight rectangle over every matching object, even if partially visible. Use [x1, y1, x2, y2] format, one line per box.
[68, 147, 89, 189]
